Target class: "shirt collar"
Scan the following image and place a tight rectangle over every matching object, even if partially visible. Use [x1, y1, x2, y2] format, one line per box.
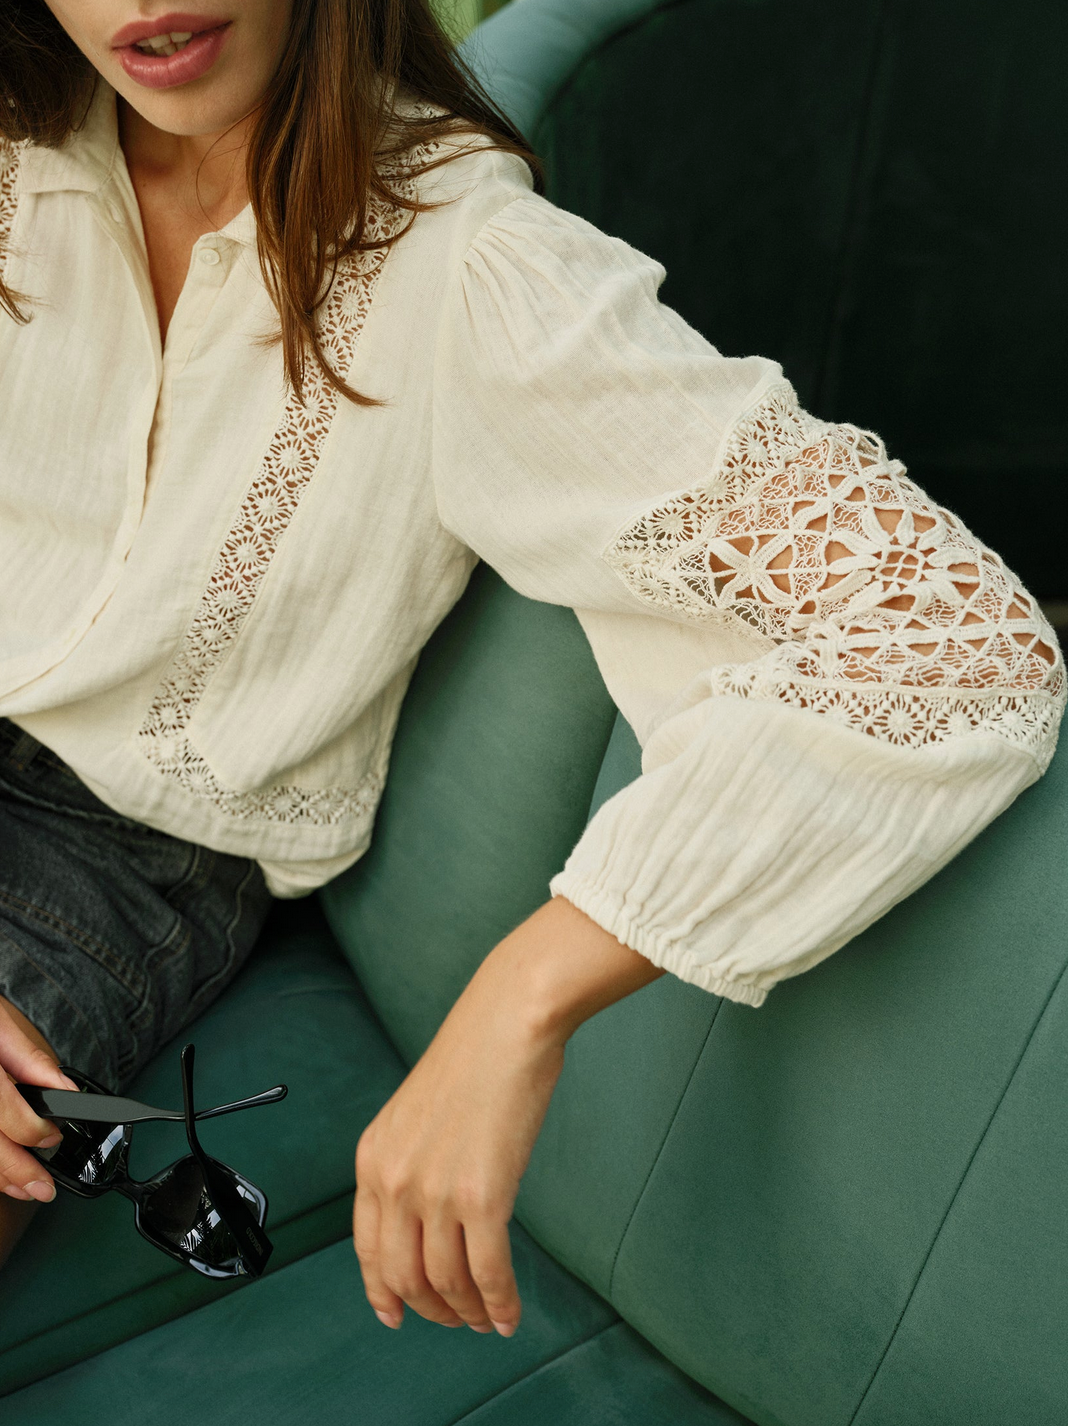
[17, 79, 257, 247]
[18, 79, 119, 196]
[217, 203, 256, 247]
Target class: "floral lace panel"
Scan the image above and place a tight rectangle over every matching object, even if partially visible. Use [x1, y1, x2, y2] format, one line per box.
[138, 142, 436, 824]
[0, 141, 23, 267]
[604, 381, 1065, 764]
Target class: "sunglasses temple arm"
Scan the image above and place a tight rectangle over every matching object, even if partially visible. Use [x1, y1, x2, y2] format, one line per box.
[195, 1085, 288, 1123]
[179, 1045, 273, 1276]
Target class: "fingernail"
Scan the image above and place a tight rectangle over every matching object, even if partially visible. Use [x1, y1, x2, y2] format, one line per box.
[491, 1320, 516, 1338]
[468, 1323, 493, 1334]
[3, 1185, 34, 1202]
[374, 1310, 401, 1329]
[36, 1132, 62, 1149]
[60, 1075, 81, 1092]
[26, 1181, 56, 1204]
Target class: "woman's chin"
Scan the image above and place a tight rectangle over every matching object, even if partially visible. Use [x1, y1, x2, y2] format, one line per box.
[110, 71, 264, 141]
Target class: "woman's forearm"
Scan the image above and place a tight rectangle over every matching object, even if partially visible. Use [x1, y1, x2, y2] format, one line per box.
[351, 895, 663, 1336]
[466, 894, 666, 1047]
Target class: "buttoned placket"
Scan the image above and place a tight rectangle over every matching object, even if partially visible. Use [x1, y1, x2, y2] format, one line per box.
[0, 82, 265, 697]
[70, 179, 240, 634]
[161, 232, 231, 368]
[146, 230, 237, 505]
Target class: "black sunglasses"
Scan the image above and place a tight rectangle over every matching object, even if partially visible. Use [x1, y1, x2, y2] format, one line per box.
[17, 1043, 287, 1279]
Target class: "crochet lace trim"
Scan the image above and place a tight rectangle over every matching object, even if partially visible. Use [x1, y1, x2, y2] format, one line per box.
[604, 381, 1065, 766]
[0, 141, 23, 266]
[137, 142, 436, 824]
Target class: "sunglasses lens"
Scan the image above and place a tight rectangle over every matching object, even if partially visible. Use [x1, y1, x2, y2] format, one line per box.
[36, 1070, 127, 1191]
[138, 1157, 264, 1275]
[40, 1118, 128, 1190]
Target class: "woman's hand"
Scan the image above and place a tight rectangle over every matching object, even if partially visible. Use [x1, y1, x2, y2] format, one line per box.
[354, 978, 563, 1335]
[0, 998, 76, 1204]
[352, 895, 664, 1335]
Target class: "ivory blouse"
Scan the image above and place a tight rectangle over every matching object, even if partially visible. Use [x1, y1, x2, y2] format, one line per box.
[0, 82, 1063, 1007]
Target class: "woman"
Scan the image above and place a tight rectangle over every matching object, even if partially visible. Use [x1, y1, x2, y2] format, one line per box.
[0, 0, 1062, 1340]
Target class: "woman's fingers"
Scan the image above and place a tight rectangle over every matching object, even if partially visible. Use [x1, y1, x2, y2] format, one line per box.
[353, 1184, 405, 1328]
[422, 1215, 493, 1331]
[0, 1068, 59, 1200]
[0, 1000, 70, 1201]
[463, 1215, 521, 1337]
[0, 1003, 80, 1209]
[355, 1186, 516, 1335]
[355, 1134, 514, 1335]
[379, 1207, 464, 1328]
[0, 1128, 56, 1202]
[0, 1072, 61, 1154]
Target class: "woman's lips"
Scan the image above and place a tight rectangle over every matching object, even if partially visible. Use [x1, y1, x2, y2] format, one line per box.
[115, 22, 231, 90]
[111, 11, 228, 47]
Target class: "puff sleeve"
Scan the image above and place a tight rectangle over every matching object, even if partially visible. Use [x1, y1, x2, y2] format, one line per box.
[431, 192, 1065, 1007]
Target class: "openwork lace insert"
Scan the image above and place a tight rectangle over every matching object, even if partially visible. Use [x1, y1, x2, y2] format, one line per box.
[138, 149, 435, 825]
[604, 381, 1065, 765]
[0, 141, 23, 269]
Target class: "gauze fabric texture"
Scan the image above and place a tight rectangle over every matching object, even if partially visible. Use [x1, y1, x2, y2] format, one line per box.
[0, 83, 1061, 1006]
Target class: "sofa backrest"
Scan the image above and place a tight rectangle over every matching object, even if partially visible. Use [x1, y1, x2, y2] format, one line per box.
[321, 3, 1068, 1421]
[463, 0, 1067, 601]
[322, 557, 1068, 1426]
[321, 565, 617, 1061]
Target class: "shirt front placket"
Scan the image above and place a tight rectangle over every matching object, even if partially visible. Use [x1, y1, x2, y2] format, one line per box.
[141, 226, 236, 497]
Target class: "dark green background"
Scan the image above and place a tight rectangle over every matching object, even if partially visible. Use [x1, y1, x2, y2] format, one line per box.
[537, 0, 1067, 599]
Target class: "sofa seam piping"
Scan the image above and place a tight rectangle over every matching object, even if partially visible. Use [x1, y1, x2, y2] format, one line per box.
[0, 1190, 355, 1381]
[845, 949, 1068, 1426]
[450, 1320, 623, 1425]
[607, 995, 724, 1298]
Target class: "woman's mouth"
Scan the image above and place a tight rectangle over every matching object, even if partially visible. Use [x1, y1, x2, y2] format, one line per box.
[112, 16, 232, 90]
[132, 30, 197, 57]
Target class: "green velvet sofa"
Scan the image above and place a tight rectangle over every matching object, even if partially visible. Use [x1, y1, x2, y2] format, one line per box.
[3, 1, 1065, 1422]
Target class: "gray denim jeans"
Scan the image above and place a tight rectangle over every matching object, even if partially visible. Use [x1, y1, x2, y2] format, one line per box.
[0, 719, 272, 1091]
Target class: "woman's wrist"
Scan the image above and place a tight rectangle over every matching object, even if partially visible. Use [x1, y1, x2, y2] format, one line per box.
[470, 894, 665, 1048]
[353, 896, 665, 1334]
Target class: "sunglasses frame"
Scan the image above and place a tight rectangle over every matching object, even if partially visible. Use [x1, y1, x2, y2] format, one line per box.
[24, 1044, 285, 1279]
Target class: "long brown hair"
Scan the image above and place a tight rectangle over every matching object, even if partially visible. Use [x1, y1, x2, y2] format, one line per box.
[0, 0, 541, 403]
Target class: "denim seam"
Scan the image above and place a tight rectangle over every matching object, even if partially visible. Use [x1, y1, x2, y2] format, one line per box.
[158, 843, 206, 905]
[6, 733, 42, 772]
[846, 950, 1068, 1425]
[122, 923, 194, 1085]
[181, 863, 266, 1018]
[0, 889, 144, 1000]
[221, 860, 265, 962]
[0, 777, 159, 836]
[0, 924, 109, 1071]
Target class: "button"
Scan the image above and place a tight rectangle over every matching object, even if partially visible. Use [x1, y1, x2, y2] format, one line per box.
[107, 201, 122, 223]
[198, 247, 221, 266]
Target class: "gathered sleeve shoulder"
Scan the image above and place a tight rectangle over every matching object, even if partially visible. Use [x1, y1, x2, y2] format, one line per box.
[431, 191, 1065, 1007]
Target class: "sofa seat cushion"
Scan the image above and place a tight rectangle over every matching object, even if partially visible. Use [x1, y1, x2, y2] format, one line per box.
[458, 1320, 752, 1425]
[0, 900, 406, 1397]
[1, 1229, 750, 1426]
